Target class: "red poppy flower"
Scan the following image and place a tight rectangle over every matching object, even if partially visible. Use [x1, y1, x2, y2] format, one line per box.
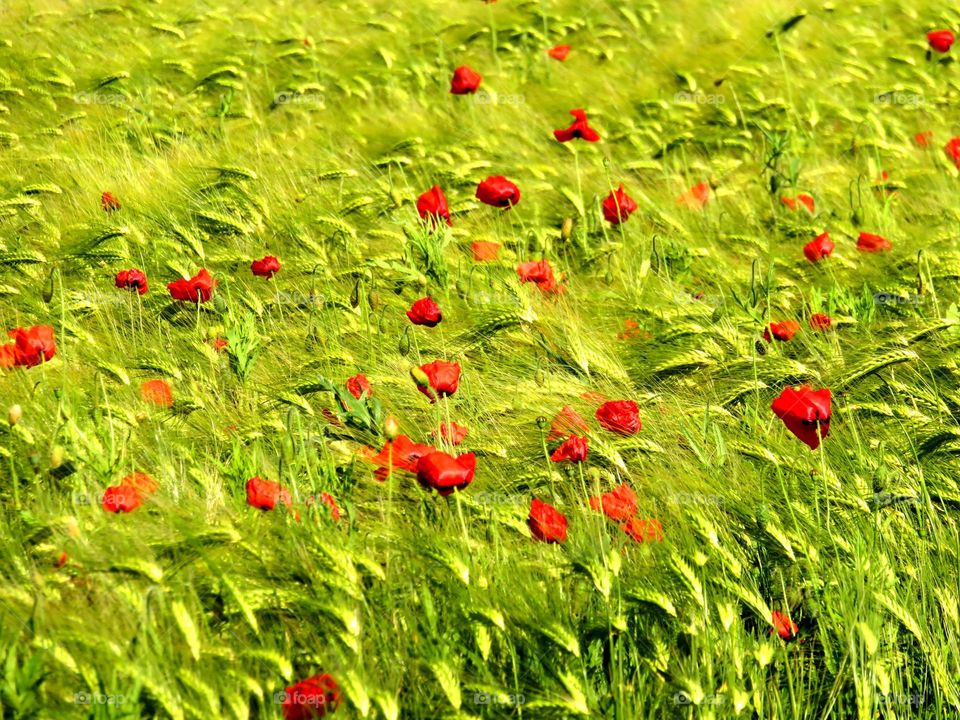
[122, 472, 158, 496]
[803, 232, 834, 263]
[140, 379, 173, 407]
[548, 405, 590, 441]
[927, 29, 955, 53]
[115, 268, 148, 295]
[621, 517, 664, 543]
[550, 435, 588, 463]
[308, 492, 341, 522]
[417, 185, 452, 227]
[548, 44, 571, 61]
[589, 484, 637, 522]
[763, 320, 800, 343]
[246, 477, 294, 511]
[771, 385, 831, 450]
[251, 255, 281, 279]
[771, 610, 798, 640]
[857, 232, 892, 252]
[211, 337, 228, 351]
[945, 138, 960, 168]
[7, 326, 56, 367]
[677, 182, 710, 209]
[406, 296, 442, 327]
[595, 400, 641, 435]
[450, 66, 482, 94]
[55, 552, 68, 568]
[602, 184, 638, 225]
[167, 268, 216, 303]
[528, 498, 568, 543]
[553, 109, 600, 143]
[365, 435, 436, 480]
[281, 672, 341, 720]
[809, 313, 832, 331]
[345, 373, 372, 400]
[101, 191, 121, 212]
[780, 194, 814, 213]
[321, 492, 340, 521]
[915, 131, 933, 148]
[417, 360, 461, 401]
[476, 176, 521, 208]
[101, 485, 141, 513]
[415, 451, 476, 496]
[471, 240, 500, 261]
[516, 260, 561, 293]
[433, 421, 469, 446]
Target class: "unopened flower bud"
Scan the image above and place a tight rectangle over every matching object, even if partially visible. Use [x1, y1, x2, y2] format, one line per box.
[8, 404, 21, 425]
[384, 416, 400, 440]
[561, 217, 573, 240]
[50, 445, 65, 469]
[410, 367, 431, 388]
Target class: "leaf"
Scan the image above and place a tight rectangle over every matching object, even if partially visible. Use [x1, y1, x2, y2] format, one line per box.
[171, 600, 201, 660]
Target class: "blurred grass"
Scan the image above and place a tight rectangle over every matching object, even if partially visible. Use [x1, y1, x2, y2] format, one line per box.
[1, 0, 960, 717]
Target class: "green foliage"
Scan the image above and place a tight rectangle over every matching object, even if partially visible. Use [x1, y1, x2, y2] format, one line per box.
[0, 0, 959, 717]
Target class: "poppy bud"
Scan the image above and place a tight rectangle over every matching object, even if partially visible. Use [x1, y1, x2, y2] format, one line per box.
[42, 268, 55, 304]
[536, 416, 548, 429]
[384, 415, 400, 440]
[561, 217, 573, 240]
[410, 366, 431, 388]
[50, 445, 65, 469]
[851, 208, 864, 227]
[350, 279, 361, 308]
[8, 404, 21, 425]
[398, 328, 411, 356]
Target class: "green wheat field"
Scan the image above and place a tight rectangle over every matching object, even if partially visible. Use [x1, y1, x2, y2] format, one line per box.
[1, 0, 960, 717]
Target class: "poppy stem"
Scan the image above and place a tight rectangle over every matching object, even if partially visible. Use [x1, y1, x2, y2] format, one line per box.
[574, 147, 584, 223]
[487, 3, 500, 72]
[453, 489, 469, 541]
[386, 443, 393, 530]
[577, 462, 589, 507]
[10, 455, 18, 511]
